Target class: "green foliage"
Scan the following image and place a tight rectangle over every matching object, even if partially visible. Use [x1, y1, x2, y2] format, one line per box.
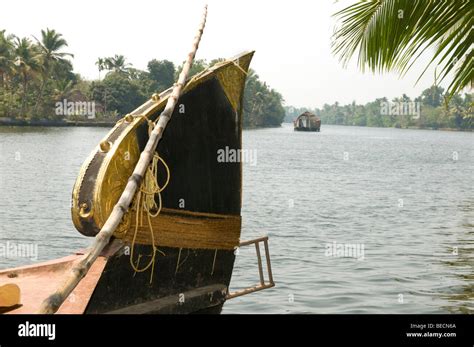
[90, 72, 146, 117]
[147, 59, 175, 92]
[0, 30, 15, 82]
[243, 70, 285, 127]
[1, 29, 285, 128]
[104, 55, 130, 74]
[332, 0, 473, 99]
[0, 29, 77, 120]
[421, 86, 444, 107]
[286, 88, 473, 130]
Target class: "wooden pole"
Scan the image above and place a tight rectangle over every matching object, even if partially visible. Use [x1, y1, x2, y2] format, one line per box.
[38, 5, 208, 314]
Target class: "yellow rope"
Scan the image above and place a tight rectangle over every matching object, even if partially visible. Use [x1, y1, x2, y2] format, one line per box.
[128, 116, 170, 283]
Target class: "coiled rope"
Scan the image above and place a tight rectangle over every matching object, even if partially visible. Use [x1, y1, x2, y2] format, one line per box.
[129, 117, 170, 283]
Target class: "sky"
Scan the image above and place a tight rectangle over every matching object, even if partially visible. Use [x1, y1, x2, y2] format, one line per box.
[0, 0, 453, 108]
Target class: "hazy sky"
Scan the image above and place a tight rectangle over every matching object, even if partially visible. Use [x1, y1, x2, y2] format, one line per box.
[1, 0, 450, 108]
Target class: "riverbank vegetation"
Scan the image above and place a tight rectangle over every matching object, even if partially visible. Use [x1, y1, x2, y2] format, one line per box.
[285, 87, 473, 130]
[0, 29, 285, 127]
[313, 0, 473, 130]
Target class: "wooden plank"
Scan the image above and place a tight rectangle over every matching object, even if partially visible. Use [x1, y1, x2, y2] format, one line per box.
[0, 254, 108, 314]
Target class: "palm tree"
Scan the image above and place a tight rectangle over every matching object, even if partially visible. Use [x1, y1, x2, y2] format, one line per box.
[35, 29, 73, 72]
[0, 30, 15, 89]
[14, 37, 42, 117]
[0, 31, 15, 116]
[332, 0, 473, 98]
[104, 55, 131, 74]
[95, 57, 106, 80]
[34, 28, 73, 113]
[53, 78, 75, 100]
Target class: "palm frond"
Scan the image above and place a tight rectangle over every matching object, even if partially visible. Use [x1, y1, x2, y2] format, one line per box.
[332, 0, 474, 98]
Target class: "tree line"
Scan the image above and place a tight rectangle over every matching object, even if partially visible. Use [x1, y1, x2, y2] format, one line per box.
[285, 86, 473, 130]
[0, 29, 285, 127]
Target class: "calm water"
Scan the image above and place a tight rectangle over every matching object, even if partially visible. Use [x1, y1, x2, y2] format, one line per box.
[0, 124, 473, 313]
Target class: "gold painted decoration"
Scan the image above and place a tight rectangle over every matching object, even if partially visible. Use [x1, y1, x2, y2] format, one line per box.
[120, 208, 242, 250]
[71, 51, 254, 241]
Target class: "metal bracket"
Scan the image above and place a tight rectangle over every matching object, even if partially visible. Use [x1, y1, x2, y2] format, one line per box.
[227, 236, 275, 299]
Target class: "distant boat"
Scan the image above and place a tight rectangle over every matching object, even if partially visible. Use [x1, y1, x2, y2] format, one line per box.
[294, 111, 321, 132]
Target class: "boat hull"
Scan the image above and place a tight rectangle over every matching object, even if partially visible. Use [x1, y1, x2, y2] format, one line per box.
[86, 245, 235, 313]
[0, 52, 254, 314]
[294, 126, 320, 132]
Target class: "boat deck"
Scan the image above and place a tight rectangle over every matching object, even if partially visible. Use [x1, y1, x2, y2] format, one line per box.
[0, 252, 107, 314]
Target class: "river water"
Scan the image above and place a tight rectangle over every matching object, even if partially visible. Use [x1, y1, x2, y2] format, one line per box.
[0, 124, 472, 313]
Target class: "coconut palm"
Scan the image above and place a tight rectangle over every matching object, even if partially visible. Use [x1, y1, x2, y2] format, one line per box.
[14, 37, 42, 116]
[35, 29, 73, 72]
[95, 57, 106, 80]
[0, 30, 15, 88]
[0, 31, 16, 116]
[53, 78, 75, 100]
[104, 55, 131, 74]
[332, 0, 473, 98]
[34, 28, 73, 113]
